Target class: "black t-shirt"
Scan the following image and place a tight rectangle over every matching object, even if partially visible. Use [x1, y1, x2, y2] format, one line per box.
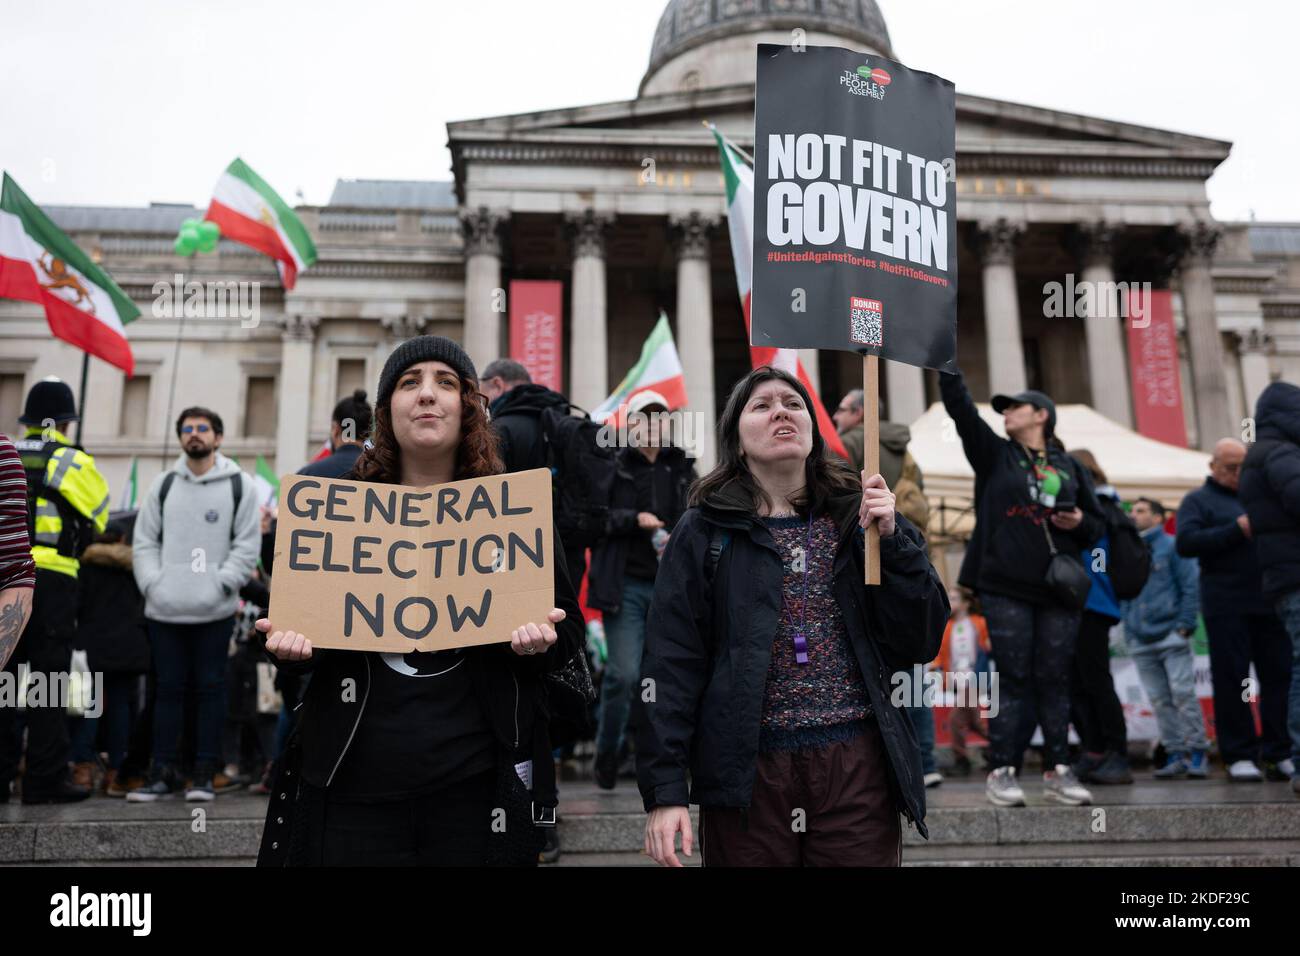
[328, 648, 496, 801]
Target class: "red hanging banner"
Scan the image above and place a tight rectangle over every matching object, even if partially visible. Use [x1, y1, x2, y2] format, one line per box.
[508, 280, 563, 393]
[1126, 288, 1188, 447]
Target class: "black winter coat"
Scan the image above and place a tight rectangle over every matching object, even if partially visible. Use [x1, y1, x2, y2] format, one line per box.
[633, 483, 949, 838]
[1239, 381, 1300, 602]
[1175, 477, 1270, 615]
[587, 445, 695, 613]
[490, 384, 571, 473]
[256, 509, 585, 866]
[76, 542, 150, 675]
[939, 371, 1104, 605]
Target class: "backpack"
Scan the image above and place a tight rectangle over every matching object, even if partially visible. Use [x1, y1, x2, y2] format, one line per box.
[157, 470, 245, 546]
[1100, 498, 1151, 600]
[538, 404, 617, 549]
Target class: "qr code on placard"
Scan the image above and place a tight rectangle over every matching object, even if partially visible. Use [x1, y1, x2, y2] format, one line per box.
[849, 296, 883, 347]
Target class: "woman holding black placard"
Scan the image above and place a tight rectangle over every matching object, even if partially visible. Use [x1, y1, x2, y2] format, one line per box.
[636, 366, 948, 866]
[254, 335, 584, 867]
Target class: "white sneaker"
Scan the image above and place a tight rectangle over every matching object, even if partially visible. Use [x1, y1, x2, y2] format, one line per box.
[923, 771, 944, 788]
[1044, 764, 1092, 805]
[986, 766, 1026, 807]
[1277, 758, 1296, 778]
[1227, 760, 1264, 782]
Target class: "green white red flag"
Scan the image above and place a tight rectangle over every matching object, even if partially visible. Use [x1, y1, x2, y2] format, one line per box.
[592, 311, 687, 425]
[712, 128, 847, 459]
[0, 173, 139, 375]
[121, 456, 139, 511]
[205, 159, 316, 290]
[253, 454, 281, 507]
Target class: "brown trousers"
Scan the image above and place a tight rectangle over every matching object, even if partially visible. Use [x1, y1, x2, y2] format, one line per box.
[701, 722, 902, 867]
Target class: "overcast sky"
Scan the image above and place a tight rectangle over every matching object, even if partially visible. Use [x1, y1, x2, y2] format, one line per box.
[3, 0, 1293, 221]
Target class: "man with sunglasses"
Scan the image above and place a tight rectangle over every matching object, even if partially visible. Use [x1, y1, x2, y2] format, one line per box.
[129, 407, 260, 802]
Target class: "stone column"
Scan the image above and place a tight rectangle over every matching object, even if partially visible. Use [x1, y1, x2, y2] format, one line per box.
[566, 210, 612, 411]
[976, 219, 1027, 396]
[670, 212, 717, 471]
[460, 207, 507, 373]
[883, 361, 926, 425]
[1177, 223, 1232, 446]
[276, 313, 319, 472]
[1236, 328, 1273, 424]
[1071, 222, 1133, 427]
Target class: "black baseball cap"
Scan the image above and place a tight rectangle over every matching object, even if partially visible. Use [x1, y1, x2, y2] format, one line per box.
[992, 389, 1057, 436]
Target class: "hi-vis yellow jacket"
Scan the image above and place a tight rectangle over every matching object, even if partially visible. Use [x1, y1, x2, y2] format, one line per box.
[16, 427, 110, 578]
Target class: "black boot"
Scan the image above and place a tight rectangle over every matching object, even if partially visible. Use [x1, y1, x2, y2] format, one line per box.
[594, 751, 618, 790]
[21, 773, 91, 805]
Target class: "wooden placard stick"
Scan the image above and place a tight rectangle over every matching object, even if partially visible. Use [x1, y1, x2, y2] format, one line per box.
[863, 352, 881, 586]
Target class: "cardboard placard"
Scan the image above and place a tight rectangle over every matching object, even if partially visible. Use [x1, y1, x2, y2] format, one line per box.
[269, 469, 554, 653]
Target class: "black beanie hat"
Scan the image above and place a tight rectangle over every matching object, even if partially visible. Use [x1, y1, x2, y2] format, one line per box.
[377, 336, 478, 408]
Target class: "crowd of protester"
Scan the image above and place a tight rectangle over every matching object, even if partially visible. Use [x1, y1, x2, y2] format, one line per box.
[0, 350, 1297, 867]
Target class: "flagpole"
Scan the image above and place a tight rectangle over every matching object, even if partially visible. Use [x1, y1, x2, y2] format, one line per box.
[74, 353, 89, 445]
[702, 120, 754, 167]
[161, 310, 187, 466]
[863, 352, 881, 586]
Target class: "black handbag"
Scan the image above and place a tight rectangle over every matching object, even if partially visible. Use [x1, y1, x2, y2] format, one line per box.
[1041, 514, 1091, 611]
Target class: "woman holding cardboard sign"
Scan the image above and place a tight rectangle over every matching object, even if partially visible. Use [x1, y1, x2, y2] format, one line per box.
[254, 335, 584, 867]
[636, 367, 948, 866]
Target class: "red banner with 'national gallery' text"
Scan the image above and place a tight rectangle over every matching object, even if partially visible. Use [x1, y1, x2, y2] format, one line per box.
[508, 280, 563, 393]
[1126, 288, 1187, 447]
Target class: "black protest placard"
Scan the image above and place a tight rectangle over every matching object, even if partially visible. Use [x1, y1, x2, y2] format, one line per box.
[752, 43, 957, 370]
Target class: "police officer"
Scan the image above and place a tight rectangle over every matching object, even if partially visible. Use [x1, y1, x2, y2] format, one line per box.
[0, 378, 109, 803]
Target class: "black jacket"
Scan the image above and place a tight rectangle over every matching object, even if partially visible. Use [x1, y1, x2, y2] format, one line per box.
[490, 384, 571, 473]
[296, 443, 363, 480]
[76, 542, 150, 675]
[587, 445, 695, 612]
[633, 483, 948, 838]
[1239, 381, 1300, 602]
[256, 505, 585, 866]
[939, 371, 1104, 605]
[1175, 477, 1270, 615]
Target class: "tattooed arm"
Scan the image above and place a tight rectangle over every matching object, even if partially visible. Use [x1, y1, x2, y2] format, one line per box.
[0, 436, 36, 668]
[0, 588, 32, 670]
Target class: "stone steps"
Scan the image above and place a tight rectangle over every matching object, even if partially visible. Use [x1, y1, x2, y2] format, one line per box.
[3, 779, 1298, 866]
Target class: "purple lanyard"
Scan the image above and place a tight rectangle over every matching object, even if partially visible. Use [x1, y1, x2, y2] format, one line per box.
[781, 512, 814, 665]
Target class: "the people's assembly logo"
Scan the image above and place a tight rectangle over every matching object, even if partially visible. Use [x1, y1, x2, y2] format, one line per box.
[841, 60, 891, 100]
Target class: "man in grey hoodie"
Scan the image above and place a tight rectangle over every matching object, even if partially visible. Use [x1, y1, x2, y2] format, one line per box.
[129, 407, 260, 802]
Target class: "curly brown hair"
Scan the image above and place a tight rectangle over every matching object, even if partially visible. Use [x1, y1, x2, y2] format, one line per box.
[353, 374, 503, 484]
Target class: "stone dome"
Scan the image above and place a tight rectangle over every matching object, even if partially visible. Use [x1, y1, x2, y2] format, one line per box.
[642, 0, 893, 96]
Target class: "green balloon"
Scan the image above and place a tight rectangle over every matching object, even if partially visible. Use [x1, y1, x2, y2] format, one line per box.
[181, 217, 202, 232]
[179, 224, 200, 243]
[197, 220, 220, 245]
[198, 233, 218, 254]
[174, 234, 197, 256]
